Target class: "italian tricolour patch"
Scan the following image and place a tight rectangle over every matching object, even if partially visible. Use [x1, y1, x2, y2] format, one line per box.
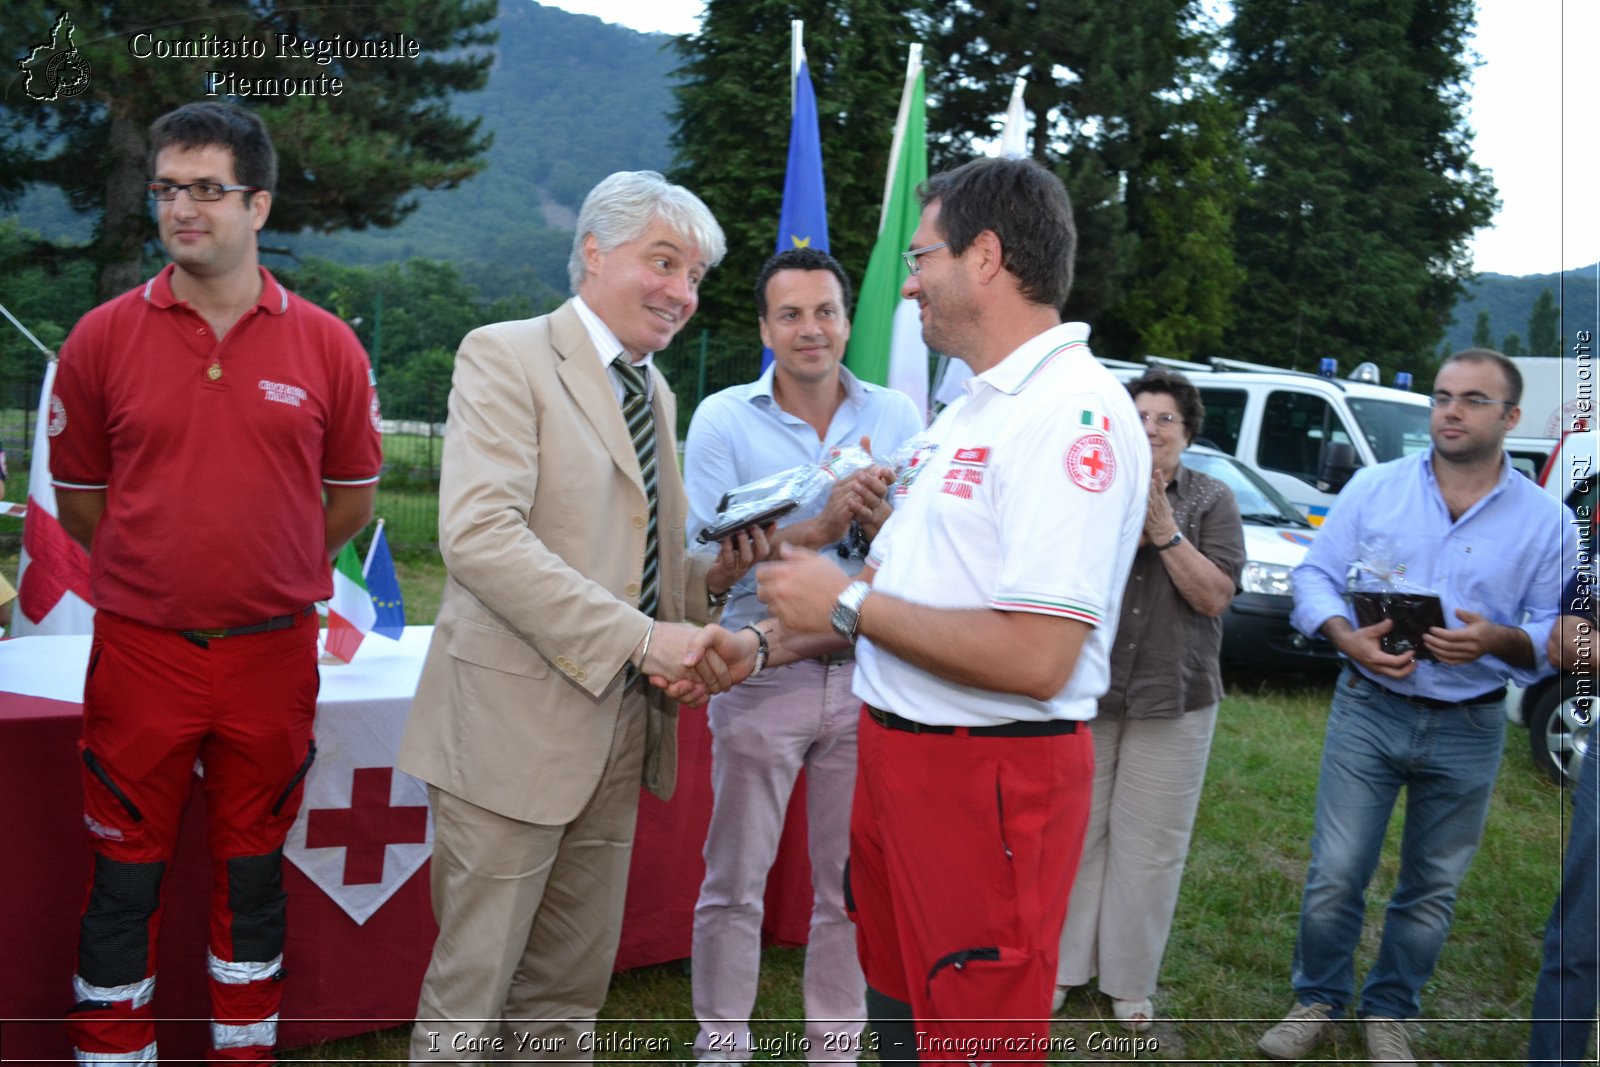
[1065, 432, 1116, 492]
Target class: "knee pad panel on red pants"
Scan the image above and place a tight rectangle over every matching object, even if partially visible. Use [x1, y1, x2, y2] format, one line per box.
[224, 849, 287, 962]
[78, 855, 166, 988]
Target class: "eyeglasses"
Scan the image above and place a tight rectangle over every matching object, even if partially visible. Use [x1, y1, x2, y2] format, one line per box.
[1429, 392, 1513, 412]
[902, 242, 948, 275]
[1139, 412, 1182, 427]
[146, 181, 260, 202]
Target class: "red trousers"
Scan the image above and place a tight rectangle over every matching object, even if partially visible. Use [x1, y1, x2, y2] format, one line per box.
[847, 707, 1093, 1065]
[67, 609, 318, 1064]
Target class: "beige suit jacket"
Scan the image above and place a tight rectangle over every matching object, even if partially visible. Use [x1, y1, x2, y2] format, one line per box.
[398, 300, 712, 825]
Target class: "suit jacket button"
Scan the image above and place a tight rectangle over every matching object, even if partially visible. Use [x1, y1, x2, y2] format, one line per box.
[633, 515, 646, 529]
[626, 582, 640, 597]
[576, 669, 587, 682]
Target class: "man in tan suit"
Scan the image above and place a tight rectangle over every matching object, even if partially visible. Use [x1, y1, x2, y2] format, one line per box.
[399, 171, 758, 1060]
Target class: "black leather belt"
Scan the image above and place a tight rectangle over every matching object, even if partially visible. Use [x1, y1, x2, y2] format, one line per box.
[818, 648, 855, 666]
[866, 704, 1078, 737]
[181, 606, 314, 647]
[1351, 671, 1506, 710]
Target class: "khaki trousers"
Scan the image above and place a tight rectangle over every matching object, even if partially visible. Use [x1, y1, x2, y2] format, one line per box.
[410, 686, 647, 1062]
[1056, 705, 1218, 1001]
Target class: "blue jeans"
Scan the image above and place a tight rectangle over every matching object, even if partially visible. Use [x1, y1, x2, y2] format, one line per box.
[1529, 741, 1599, 1065]
[1291, 670, 1506, 1020]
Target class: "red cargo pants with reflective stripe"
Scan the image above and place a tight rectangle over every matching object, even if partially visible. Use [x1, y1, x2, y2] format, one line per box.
[67, 609, 318, 1064]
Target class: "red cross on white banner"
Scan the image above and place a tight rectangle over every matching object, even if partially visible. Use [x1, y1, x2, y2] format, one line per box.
[305, 767, 428, 885]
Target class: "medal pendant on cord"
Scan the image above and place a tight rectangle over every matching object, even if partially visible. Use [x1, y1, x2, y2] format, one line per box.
[207, 362, 222, 381]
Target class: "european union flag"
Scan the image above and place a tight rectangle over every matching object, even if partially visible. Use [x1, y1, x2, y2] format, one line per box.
[364, 523, 406, 640]
[777, 58, 828, 256]
[764, 56, 829, 370]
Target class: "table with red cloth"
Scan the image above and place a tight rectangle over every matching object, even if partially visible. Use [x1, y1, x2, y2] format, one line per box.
[0, 627, 817, 1062]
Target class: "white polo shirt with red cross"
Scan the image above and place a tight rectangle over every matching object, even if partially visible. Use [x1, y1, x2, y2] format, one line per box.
[853, 323, 1149, 726]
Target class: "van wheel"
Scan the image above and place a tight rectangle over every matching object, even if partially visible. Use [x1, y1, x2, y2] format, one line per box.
[1528, 677, 1595, 787]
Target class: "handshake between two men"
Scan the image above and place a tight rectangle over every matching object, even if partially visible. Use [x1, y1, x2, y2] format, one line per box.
[636, 460, 895, 706]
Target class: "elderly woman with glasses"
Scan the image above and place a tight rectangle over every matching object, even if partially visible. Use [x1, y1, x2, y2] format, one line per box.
[1053, 366, 1246, 1031]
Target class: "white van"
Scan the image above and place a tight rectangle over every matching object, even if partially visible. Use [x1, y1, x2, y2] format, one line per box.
[1105, 357, 1433, 527]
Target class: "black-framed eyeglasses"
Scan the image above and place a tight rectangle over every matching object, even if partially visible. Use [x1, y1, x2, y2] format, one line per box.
[1429, 392, 1513, 411]
[147, 181, 261, 202]
[902, 242, 948, 275]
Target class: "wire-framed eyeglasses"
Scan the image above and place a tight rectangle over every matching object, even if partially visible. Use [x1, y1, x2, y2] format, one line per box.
[1428, 392, 1513, 411]
[902, 242, 948, 275]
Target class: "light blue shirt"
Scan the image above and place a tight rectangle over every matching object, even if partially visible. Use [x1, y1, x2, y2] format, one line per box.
[1291, 449, 1572, 699]
[685, 363, 924, 630]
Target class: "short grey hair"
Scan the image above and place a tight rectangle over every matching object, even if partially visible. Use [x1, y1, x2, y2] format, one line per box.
[567, 171, 727, 292]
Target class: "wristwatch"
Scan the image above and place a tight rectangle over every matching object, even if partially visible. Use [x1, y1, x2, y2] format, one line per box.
[830, 580, 871, 642]
[1155, 531, 1185, 552]
[707, 586, 732, 609]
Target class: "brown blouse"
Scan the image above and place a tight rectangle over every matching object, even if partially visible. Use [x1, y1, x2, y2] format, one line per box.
[1099, 464, 1246, 719]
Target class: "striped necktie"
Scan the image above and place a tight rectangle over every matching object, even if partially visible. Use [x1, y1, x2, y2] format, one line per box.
[613, 356, 658, 618]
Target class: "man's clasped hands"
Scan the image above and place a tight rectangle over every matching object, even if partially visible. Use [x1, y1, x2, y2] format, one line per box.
[638, 461, 893, 706]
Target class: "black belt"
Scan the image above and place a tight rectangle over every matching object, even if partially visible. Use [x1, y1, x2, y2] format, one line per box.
[866, 704, 1078, 737]
[180, 606, 314, 646]
[817, 648, 855, 666]
[1352, 671, 1506, 710]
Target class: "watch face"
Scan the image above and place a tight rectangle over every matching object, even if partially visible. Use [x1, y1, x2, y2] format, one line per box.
[830, 602, 858, 641]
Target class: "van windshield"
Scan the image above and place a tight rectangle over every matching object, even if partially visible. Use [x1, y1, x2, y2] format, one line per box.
[1346, 398, 1432, 462]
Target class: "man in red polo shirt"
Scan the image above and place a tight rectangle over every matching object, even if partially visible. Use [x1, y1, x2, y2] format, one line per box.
[49, 102, 381, 1063]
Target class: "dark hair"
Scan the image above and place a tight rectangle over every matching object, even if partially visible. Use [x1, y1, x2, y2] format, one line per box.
[1128, 366, 1205, 442]
[918, 157, 1077, 308]
[1441, 347, 1524, 408]
[754, 247, 854, 319]
[148, 103, 277, 195]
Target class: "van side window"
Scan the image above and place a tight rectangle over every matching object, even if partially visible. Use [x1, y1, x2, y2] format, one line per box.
[1258, 390, 1357, 483]
[1196, 388, 1248, 454]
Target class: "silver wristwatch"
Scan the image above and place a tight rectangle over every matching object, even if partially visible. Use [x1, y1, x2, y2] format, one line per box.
[830, 581, 871, 642]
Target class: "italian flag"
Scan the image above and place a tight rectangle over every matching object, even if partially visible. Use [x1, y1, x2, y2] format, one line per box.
[844, 45, 929, 414]
[325, 541, 376, 663]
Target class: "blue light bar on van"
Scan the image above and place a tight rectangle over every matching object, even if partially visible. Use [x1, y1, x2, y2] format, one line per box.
[1394, 371, 1413, 390]
[1319, 358, 1337, 378]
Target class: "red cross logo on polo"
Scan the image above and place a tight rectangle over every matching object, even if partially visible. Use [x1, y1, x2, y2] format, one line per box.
[1065, 433, 1117, 492]
[305, 767, 428, 885]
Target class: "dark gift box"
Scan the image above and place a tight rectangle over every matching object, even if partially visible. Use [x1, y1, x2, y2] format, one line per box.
[1351, 591, 1446, 661]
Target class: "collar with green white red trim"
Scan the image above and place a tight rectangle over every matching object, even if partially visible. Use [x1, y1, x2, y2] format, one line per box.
[973, 321, 1093, 397]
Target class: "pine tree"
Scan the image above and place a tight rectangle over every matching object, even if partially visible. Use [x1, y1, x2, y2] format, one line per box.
[1527, 288, 1559, 355]
[1472, 309, 1493, 348]
[669, 0, 920, 346]
[1223, 0, 1495, 374]
[1502, 332, 1525, 357]
[4, 2, 496, 301]
[919, 0, 1239, 358]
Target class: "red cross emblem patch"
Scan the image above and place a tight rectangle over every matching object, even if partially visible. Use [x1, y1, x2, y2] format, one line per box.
[1065, 433, 1116, 492]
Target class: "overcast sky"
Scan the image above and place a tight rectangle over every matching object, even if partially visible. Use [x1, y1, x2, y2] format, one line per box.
[548, 0, 1597, 279]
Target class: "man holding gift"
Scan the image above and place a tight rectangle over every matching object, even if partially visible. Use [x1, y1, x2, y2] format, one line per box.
[1261, 348, 1571, 1063]
[683, 247, 921, 1063]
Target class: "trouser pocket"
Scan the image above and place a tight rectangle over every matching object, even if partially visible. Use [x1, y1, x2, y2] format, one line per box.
[269, 738, 316, 818]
